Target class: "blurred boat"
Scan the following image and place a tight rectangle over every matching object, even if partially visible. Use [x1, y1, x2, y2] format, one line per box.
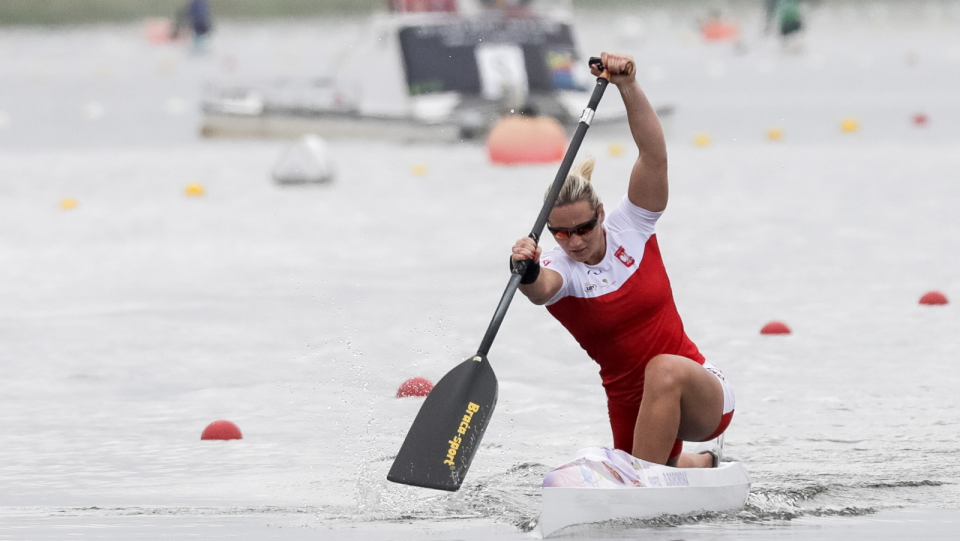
[200, 0, 664, 142]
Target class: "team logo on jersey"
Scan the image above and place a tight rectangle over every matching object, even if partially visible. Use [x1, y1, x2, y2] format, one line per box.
[542, 260, 552, 267]
[615, 246, 635, 267]
[584, 283, 598, 293]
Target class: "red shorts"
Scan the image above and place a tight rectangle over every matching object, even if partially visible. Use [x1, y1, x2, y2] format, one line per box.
[607, 399, 734, 459]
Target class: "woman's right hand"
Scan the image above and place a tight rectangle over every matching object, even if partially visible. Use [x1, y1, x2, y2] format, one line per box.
[511, 237, 541, 265]
[590, 52, 636, 86]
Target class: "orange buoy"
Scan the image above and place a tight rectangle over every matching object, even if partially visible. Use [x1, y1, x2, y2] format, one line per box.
[919, 291, 948, 305]
[760, 321, 791, 335]
[487, 115, 566, 165]
[143, 18, 174, 44]
[201, 420, 242, 440]
[701, 20, 740, 42]
[397, 377, 434, 398]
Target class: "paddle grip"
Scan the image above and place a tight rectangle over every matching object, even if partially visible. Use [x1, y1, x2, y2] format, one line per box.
[588, 56, 636, 78]
[510, 233, 539, 278]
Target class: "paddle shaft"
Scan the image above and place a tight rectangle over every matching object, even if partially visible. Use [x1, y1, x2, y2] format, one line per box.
[476, 75, 610, 357]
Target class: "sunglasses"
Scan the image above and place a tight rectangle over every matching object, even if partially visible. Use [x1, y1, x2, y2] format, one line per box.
[547, 212, 599, 239]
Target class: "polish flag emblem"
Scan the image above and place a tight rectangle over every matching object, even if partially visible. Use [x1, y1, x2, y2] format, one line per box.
[615, 246, 635, 267]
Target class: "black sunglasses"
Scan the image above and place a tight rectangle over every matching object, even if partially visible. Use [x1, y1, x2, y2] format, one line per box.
[547, 212, 599, 239]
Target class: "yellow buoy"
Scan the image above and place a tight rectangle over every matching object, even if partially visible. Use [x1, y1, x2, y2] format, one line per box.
[841, 117, 859, 133]
[185, 183, 205, 197]
[411, 164, 428, 176]
[608, 143, 625, 157]
[767, 127, 783, 141]
[60, 198, 78, 210]
[693, 133, 711, 147]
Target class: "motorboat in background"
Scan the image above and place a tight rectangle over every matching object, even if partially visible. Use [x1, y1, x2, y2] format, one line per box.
[201, 0, 664, 142]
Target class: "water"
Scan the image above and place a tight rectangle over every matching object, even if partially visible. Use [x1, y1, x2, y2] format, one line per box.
[1, 4, 959, 539]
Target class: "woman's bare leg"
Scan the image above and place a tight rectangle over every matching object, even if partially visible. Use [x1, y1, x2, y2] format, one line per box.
[631, 354, 724, 467]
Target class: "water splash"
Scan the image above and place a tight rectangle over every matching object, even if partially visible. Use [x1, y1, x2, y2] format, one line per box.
[356, 460, 895, 534]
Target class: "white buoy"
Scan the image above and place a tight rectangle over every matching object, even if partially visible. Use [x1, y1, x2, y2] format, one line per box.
[84, 102, 105, 120]
[272, 135, 336, 184]
[165, 97, 187, 116]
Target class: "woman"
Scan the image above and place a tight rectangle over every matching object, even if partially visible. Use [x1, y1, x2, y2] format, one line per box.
[510, 52, 734, 468]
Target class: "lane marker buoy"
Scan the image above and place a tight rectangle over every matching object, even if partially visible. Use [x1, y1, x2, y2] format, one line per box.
[767, 127, 783, 141]
[693, 133, 711, 147]
[840, 117, 859, 133]
[185, 183, 205, 197]
[760, 321, 791, 335]
[919, 291, 948, 305]
[201, 420, 242, 440]
[912, 113, 929, 127]
[60, 198, 78, 210]
[411, 164, 428, 176]
[608, 143, 625, 157]
[397, 377, 434, 398]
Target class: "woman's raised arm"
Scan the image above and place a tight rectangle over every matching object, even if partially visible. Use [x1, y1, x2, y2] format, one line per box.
[592, 52, 668, 212]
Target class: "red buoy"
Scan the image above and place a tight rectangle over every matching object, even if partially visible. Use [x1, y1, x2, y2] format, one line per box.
[397, 377, 434, 398]
[913, 113, 929, 127]
[201, 420, 243, 440]
[487, 116, 566, 165]
[760, 321, 791, 335]
[919, 291, 948, 305]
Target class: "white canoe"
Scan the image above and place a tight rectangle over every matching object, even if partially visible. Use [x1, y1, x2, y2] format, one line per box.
[540, 447, 751, 537]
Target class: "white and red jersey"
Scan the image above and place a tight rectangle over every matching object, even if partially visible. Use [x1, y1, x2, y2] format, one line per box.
[541, 196, 705, 405]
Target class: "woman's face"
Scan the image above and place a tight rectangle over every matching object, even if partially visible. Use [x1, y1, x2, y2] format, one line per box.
[548, 201, 605, 265]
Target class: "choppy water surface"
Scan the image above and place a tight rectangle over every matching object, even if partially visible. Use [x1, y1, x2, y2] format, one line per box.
[1, 3, 959, 539]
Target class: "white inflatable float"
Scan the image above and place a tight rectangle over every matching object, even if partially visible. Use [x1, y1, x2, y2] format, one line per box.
[540, 447, 751, 537]
[271, 134, 336, 184]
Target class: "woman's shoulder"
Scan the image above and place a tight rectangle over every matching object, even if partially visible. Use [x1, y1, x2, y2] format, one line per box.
[606, 195, 662, 235]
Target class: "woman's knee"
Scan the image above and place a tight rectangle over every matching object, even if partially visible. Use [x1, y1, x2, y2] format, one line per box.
[643, 354, 688, 396]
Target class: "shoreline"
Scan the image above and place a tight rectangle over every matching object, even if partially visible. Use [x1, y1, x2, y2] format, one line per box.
[0, 0, 937, 26]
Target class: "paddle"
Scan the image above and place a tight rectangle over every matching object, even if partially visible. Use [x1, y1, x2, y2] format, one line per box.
[387, 57, 628, 492]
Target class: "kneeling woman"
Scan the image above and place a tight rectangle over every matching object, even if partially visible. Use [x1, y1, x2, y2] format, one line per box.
[510, 52, 734, 467]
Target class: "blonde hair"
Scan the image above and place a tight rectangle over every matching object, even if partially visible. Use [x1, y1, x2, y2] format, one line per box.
[547, 156, 600, 209]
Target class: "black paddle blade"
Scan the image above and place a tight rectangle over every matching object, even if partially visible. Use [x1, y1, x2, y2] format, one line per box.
[387, 354, 498, 491]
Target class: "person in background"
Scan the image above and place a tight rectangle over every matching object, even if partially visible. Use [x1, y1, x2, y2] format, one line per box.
[765, 0, 803, 39]
[189, 0, 212, 52]
[171, 0, 212, 52]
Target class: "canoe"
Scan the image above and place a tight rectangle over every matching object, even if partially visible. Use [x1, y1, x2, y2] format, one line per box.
[540, 447, 751, 537]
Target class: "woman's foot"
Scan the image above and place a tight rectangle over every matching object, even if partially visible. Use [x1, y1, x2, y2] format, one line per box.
[686, 434, 724, 468]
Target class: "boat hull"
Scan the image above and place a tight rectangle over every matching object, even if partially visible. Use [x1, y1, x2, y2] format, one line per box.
[540, 447, 751, 537]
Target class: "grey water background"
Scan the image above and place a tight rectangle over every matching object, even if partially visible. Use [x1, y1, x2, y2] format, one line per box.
[1, 2, 959, 539]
